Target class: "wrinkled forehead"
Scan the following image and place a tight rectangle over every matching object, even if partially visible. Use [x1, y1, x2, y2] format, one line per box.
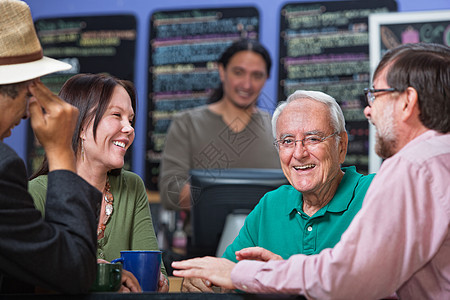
[277, 99, 332, 134]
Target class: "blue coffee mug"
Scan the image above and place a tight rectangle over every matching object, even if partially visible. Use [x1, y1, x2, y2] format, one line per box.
[111, 250, 162, 292]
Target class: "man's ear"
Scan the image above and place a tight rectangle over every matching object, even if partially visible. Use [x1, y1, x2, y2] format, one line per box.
[401, 87, 419, 122]
[338, 131, 348, 165]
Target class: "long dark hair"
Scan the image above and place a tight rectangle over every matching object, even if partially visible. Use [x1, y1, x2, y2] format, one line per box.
[208, 39, 272, 104]
[30, 73, 137, 180]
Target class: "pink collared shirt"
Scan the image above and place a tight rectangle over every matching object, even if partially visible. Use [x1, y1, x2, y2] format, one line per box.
[231, 130, 450, 299]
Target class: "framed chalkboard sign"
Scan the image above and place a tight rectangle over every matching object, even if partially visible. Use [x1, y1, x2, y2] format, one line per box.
[278, 0, 397, 175]
[28, 15, 137, 175]
[368, 10, 450, 172]
[146, 7, 260, 190]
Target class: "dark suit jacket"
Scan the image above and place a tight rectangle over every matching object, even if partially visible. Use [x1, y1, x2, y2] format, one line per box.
[0, 142, 101, 294]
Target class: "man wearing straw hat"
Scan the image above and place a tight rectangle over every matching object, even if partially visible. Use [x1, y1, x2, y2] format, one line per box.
[0, 0, 101, 294]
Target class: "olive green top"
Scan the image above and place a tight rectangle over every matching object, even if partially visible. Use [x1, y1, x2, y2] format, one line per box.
[29, 169, 167, 278]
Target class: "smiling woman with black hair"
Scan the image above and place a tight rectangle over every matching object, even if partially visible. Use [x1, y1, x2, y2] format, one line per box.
[29, 73, 169, 293]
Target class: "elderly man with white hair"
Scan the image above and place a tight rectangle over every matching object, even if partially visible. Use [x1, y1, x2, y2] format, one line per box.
[180, 89, 375, 292]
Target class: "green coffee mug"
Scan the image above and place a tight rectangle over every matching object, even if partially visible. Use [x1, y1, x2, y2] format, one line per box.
[90, 263, 122, 292]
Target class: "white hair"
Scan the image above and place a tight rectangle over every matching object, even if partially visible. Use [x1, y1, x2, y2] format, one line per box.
[272, 90, 346, 139]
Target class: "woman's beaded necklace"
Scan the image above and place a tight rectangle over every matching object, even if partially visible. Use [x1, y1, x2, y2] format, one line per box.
[97, 178, 113, 239]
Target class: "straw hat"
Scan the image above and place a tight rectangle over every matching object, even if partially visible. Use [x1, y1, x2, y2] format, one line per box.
[0, 0, 71, 85]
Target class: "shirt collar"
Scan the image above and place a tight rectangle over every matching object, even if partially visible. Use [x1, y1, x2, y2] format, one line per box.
[286, 166, 362, 217]
[397, 130, 441, 155]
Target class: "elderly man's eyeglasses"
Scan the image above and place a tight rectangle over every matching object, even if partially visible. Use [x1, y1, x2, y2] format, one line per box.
[363, 88, 397, 106]
[273, 132, 338, 150]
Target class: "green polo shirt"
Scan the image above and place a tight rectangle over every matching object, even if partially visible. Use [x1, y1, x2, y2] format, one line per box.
[222, 166, 375, 261]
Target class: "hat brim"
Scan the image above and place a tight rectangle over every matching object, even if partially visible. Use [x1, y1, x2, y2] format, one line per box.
[0, 56, 72, 85]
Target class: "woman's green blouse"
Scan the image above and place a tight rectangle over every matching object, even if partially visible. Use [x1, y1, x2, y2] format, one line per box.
[29, 169, 167, 278]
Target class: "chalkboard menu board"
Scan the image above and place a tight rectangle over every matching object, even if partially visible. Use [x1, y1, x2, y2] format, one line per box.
[27, 15, 137, 175]
[146, 7, 260, 190]
[278, 0, 397, 174]
[379, 20, 450, 51]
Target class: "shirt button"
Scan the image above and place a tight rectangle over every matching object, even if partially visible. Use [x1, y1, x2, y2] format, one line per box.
[307, 226, 313, 232]
[241, 285, 248, 290]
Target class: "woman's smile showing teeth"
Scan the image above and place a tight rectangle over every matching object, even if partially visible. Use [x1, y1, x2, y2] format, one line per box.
[113, 141, 126, 148]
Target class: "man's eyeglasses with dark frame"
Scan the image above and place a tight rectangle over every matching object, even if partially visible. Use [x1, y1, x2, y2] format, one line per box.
[363, 88, 397, 106]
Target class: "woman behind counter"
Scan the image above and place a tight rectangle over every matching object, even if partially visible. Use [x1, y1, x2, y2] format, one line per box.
[29, 73, 168, 292]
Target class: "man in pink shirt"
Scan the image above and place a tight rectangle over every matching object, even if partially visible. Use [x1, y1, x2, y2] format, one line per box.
[172, 43, 450, 299]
